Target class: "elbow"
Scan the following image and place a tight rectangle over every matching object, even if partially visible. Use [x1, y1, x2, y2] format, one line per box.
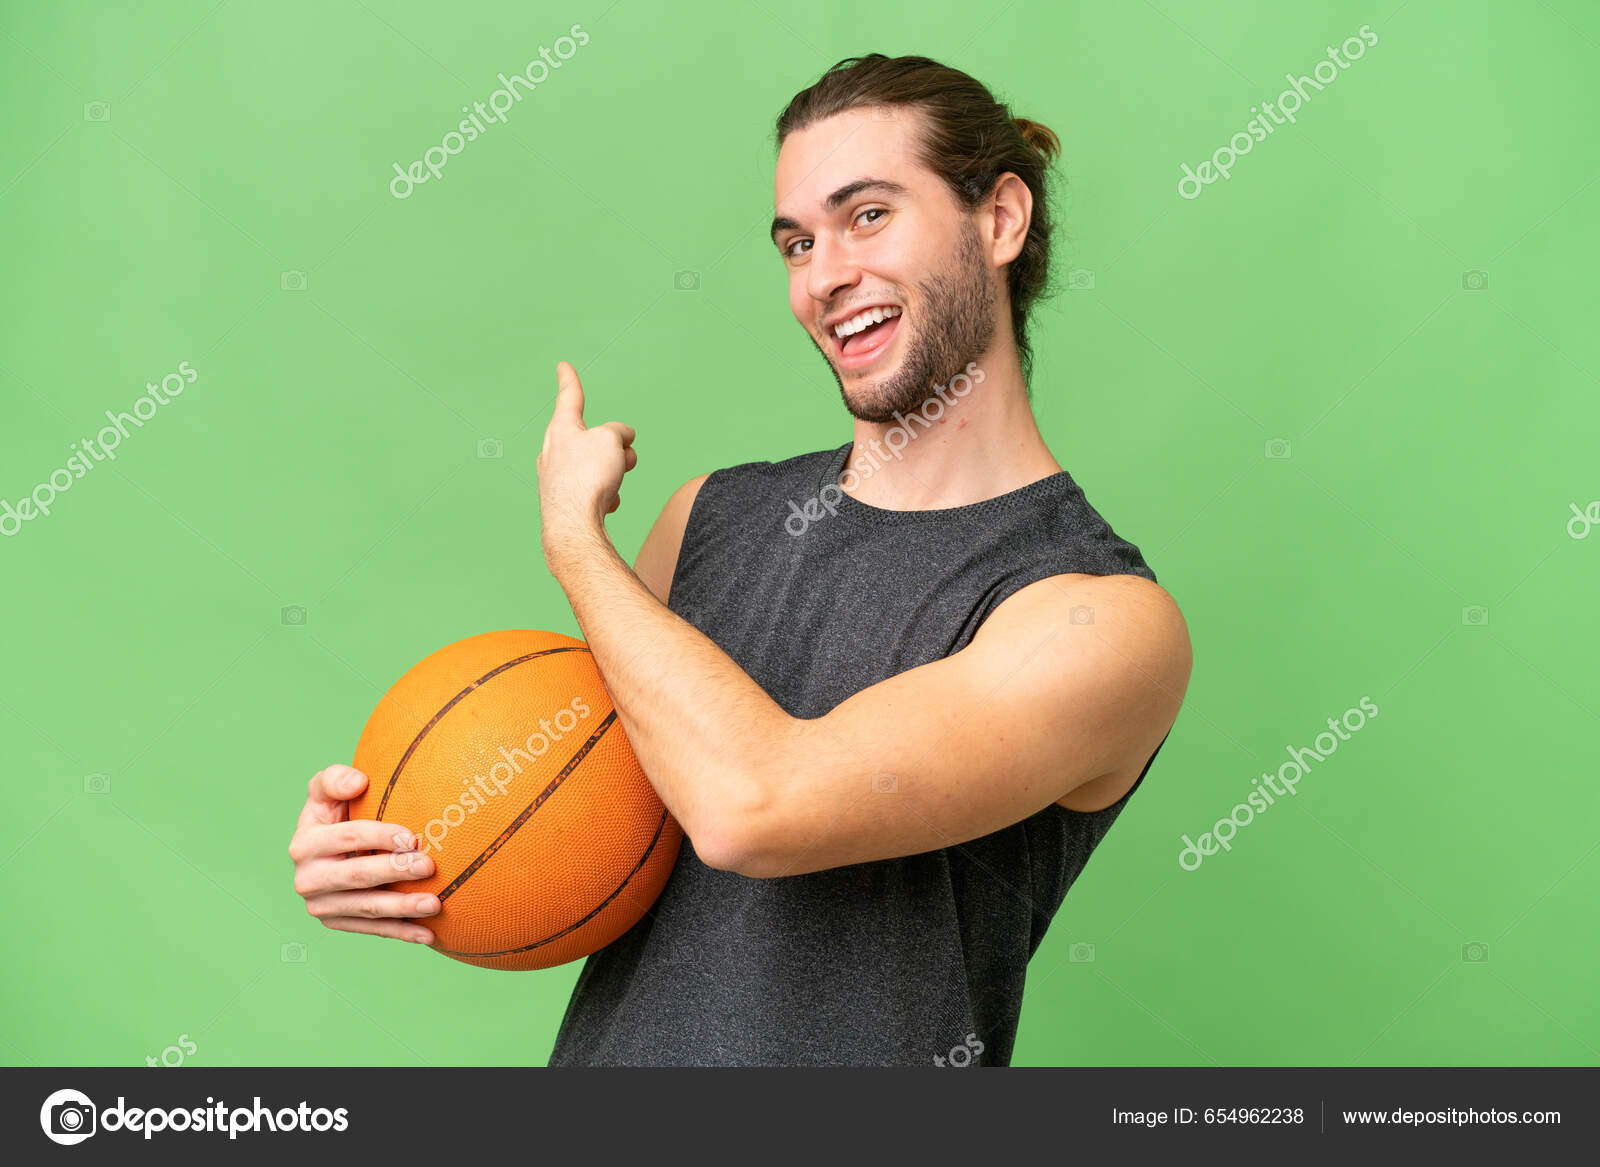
[687, 763, 786, 879]
[701, 843, 788, 880]
[690, 824, 759, 876]
[696, 833, 786, 879]
[689, 710, 803, 878]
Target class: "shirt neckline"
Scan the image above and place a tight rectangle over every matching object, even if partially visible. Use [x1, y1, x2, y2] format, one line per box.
[817, 441, 1080, 526]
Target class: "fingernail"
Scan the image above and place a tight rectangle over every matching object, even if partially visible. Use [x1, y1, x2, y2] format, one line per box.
[408, 853, 434, 874]
[392, 830, 415, 851]
[414, 896, 439, 914]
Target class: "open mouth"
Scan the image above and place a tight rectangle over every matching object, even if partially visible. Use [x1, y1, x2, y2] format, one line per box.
[829, 305, 903, 368]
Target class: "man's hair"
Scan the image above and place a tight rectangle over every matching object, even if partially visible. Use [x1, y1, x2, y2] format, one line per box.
[775, 53, 1062, 384]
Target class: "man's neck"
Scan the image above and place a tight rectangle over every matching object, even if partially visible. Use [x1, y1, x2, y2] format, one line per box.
[841, 341, 1061, 511]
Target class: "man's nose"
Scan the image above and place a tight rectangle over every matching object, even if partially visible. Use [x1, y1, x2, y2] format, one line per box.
[806, 237, 861, 306]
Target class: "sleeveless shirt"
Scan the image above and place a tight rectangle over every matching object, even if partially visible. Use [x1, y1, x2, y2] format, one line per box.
[547, 441, 1165, 1066]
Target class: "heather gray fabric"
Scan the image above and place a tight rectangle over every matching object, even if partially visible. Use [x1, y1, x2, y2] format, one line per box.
[547, 441, 1165, 1067]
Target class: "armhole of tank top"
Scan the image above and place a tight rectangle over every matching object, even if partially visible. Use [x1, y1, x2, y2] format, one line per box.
[664, 466, 726, 610]
[1048, 728, 1169, 823]
[969, 553, 1154, 651]
[1119, 729, 1169, 805]
[963, 553, 1165, 824]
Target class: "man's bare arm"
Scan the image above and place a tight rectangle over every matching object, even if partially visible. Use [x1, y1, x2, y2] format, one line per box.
[549, 489, 1189, 877]
[536, 367, 1190, 878]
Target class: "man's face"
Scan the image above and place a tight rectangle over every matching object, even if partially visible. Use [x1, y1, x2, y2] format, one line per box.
[772, 106, 997, 423]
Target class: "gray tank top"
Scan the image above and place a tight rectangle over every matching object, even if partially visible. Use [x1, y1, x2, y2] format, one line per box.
[547, 442, 1165, 1066]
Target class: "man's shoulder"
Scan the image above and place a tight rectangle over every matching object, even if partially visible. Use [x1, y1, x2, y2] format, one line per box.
[973, 572, 1190, 813]
[980, 571, 1187, 653]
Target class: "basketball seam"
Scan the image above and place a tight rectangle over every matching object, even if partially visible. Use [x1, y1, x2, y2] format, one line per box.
[374, 646, 589, 820]
[434, 708, 619, 902]
[434, 805, 672, 960]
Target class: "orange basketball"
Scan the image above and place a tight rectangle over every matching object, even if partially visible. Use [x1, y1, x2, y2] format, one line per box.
[349, 629, 681, 971]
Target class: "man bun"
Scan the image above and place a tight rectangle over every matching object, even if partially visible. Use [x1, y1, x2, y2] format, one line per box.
[1013, 117, 1061, 163]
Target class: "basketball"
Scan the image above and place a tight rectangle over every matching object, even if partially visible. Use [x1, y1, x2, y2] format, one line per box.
[349, 629, 681, 971]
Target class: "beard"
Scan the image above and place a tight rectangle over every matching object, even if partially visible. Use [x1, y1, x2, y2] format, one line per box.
[812, 220, 997, 424]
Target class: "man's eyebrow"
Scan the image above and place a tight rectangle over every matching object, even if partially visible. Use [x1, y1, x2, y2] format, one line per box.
[769, 178, 910, 245]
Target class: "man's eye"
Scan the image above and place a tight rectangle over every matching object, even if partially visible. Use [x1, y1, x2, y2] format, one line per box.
[854, 208, 887, 228]
[784, 238, 812, 258]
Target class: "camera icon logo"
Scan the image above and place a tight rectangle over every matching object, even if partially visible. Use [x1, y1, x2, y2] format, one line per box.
[1066, 268, 1095, 290]
[1069, 942, 1096, 963]
[671, 941, 706, 968]
[871, 772, 898, 793]
[1461, 269, 1488, 291]
[281, 270, 308, 292]
[281, 941, 307, 963]
[281, 605, 307, 627]
[40, 1088, 97, 1145]
[83, 101, 111, 122]
[1462, 941, 1489, 963]
[84, 773, 111, 795]
[1461, 605, 1489, 627]
[673, 269, 700, 291]
[1265, 438, 1292, 459]
[476, 438, 504, 460]
[1069, 605, 1095, 626]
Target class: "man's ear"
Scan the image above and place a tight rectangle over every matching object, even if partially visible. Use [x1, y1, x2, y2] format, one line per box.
[984, 172, 1033, 267]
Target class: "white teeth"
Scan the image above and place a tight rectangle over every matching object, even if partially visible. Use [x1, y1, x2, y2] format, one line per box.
[832, 305, 901, 339]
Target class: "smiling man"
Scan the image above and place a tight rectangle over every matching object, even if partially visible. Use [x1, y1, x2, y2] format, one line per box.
[288, 53, 1192, 1067]
[533, 54, 1193, 1066]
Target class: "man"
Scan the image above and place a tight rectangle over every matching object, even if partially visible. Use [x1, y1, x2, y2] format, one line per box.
[289, 53, 1191, 1066]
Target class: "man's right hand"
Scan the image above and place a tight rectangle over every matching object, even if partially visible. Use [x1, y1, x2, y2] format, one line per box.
[288, 764, 441, 945]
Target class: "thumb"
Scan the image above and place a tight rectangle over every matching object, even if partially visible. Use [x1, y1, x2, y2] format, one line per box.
[553, 361, 586, 429]
[298, 764, 368, 830]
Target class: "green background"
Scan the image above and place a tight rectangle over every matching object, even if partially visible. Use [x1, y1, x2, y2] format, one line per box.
[2, 0, 1595, 1067]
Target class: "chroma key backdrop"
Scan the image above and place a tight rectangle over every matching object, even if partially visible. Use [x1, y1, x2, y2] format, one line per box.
[2, 0, 1596, 1068]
